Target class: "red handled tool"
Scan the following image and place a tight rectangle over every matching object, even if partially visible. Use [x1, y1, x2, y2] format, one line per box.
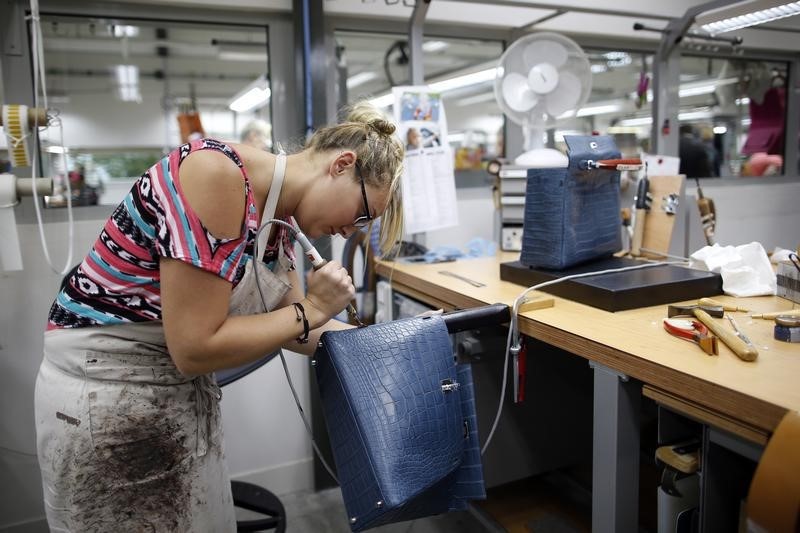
[585, 158, 643, 171]
[663, 317, 719, 355]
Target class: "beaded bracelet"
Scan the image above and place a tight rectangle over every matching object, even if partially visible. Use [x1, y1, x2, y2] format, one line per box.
[292, 302, 310, 344]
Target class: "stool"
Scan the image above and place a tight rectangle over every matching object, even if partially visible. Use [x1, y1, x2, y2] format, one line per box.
[231, 480, 286, 532]
[217, 356, 287, 532]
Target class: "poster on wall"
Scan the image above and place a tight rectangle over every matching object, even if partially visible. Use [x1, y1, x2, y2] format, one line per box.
[392, 86, 458, 235]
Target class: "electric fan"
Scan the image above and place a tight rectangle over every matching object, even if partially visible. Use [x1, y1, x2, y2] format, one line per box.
[494, 32, 592, 166]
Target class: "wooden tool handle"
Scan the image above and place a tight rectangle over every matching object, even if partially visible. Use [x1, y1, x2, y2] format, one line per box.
[694, 309, 758, 362]
[751, 309, 800, 320]
[698, 297, 748, 312]
[631, 208, 646, 256]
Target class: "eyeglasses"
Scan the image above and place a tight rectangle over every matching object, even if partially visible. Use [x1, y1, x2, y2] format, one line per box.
[352, 162, 373, 228]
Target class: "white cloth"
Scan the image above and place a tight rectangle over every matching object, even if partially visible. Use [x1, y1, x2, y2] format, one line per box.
[689, 242, 777, 297]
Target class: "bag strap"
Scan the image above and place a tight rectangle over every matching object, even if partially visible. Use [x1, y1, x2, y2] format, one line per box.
[256, 152, 287, 258]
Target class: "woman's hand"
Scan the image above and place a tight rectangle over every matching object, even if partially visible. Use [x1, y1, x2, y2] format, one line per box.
[303, 261, 355, 327]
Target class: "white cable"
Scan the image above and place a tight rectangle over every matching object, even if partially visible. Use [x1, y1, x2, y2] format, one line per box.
[480, 258, 687, 455]
[253, 219, 340, 483]
[27, 0, 74, 275]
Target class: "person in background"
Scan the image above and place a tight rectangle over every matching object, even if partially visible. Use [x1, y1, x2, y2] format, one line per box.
[35, 102, 404, 532]
[700, 125, 721, 177]
[678, 124, 713, 178]
[240, 119, 273, 151]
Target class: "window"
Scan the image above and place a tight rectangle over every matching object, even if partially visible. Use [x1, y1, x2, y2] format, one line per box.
[37, 15, 270, 206]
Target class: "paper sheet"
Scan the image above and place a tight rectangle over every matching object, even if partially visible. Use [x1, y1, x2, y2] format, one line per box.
[393, 86, 458, 235]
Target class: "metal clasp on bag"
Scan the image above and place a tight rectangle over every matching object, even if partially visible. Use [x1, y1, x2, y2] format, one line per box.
[441, 379, 460, 393]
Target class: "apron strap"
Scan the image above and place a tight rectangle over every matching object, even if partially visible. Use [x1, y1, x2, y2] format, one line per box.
[256, 152, 287, 258]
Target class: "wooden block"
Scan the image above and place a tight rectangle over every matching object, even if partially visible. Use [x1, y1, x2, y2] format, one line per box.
[519, 295, 555, 313]
[656, 443, 700, 474]
[641, 175, 684, 259]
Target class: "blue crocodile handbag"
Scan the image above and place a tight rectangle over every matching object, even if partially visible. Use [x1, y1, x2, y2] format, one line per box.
[314, 315, 485, 531]
[520, 135, 622, 270]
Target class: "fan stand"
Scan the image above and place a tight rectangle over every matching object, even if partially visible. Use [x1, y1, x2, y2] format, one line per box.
[514, 120, 568, 167]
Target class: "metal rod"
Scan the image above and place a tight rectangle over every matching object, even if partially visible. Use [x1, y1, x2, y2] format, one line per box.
[442, 304, 510, 334]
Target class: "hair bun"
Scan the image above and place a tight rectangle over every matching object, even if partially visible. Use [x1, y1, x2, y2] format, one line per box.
[367, 118, 396, 136]
[345, 102, 396, 137]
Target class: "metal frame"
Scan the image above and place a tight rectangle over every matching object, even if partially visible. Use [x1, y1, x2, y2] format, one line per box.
[589, 361, 642, 532]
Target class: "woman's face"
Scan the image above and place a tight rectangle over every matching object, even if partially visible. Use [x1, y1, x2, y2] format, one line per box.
[299, 166, 390, 240]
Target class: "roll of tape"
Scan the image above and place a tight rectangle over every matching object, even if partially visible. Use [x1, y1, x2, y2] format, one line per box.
[774, 315, 800, 343]
[747, 411, 800, 532]
[2, 105, 32, 168]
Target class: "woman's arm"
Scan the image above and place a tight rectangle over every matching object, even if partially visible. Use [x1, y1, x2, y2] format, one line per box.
[160, 150, 353, 375]
[278, 268, 354, 356]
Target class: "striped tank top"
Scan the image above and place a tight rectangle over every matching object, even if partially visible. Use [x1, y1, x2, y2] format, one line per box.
[47, 138, 295, 330]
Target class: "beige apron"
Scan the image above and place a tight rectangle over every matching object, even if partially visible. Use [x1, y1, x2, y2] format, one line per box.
[35, 154, 293, 532]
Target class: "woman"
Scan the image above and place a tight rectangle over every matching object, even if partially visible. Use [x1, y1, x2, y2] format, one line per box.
[35, 103, 404, 532]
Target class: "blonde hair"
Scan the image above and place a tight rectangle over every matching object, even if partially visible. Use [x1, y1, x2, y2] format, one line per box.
[306, 102, 404, 257]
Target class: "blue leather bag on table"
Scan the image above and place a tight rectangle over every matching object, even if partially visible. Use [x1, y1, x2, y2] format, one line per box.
[314, 315, 485, 531]
[520, 135, 622, 270]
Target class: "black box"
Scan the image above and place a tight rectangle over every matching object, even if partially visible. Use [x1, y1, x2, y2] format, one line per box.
[500, 257, 723, 312]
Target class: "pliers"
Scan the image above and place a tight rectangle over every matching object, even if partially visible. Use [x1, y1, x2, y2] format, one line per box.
[663, 317, 719, 355]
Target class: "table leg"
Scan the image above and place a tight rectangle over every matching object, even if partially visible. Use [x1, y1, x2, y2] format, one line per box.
[590, 361, 641, 532]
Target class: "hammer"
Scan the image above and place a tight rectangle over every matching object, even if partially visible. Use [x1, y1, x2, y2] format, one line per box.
[668, 304, 758, 362]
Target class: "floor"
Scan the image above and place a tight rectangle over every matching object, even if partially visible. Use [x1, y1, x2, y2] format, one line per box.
[241, 469, 598, 533]
[242, 486, 493, 533]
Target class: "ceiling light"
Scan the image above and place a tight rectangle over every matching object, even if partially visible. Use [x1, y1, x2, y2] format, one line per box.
[422, 40, 449, 52]
[428, 68, 496, 92]
[229, 86, 271, 112]
[574, 103, 621, 117]
[368, 65, 497, 109]
[113, 25, 139, 38]
[347, 71, 378, 89]
[713, 126, 728, 134]
[114, 65, 141, 102]
[696, 0, 800, 35]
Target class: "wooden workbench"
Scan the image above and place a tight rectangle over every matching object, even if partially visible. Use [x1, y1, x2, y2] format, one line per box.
[377, 252, 799, 530]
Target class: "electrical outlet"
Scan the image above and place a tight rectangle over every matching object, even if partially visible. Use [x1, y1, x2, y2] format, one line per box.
[502, 227, 523, 251]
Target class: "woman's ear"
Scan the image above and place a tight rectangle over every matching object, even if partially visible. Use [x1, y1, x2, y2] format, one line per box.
[331, 150, 357, 176]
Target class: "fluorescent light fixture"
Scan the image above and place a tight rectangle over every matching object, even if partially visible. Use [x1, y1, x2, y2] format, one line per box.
[368, 65, 497, 109]
[617, 116, 654, 127]
[113, 25, 139, 38]
[713, 126, 728, 134]
[45, 145, 68, 154]
[697, 0, 800, 34]
[679, 84, 717, 97]
[617, 109, 713, 127]
[229, 87, 270, 112]
[347, 71, 378, 89]
[422, 40, 449, 52]
[229, 77, 271, 112]
[736, 97, 751, 105]
[114, 65, 141, 102]
[591, 64, 608, 74]
[574, 103, 621, 117]
[428, 68, 496, 92]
